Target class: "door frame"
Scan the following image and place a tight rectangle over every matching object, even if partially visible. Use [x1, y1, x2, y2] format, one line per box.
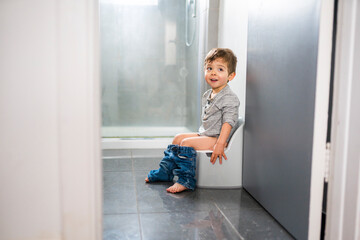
[308, 0, 335, 239]
[325, 0, 360, 239]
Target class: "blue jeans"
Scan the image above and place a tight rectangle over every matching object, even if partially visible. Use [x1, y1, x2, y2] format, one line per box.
[147, 144, 197, 190]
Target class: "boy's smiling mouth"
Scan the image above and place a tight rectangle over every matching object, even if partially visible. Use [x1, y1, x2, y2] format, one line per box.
[210, 78, 218, 82]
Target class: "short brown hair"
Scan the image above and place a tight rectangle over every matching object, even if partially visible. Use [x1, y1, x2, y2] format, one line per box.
[204, 48, 237, 75]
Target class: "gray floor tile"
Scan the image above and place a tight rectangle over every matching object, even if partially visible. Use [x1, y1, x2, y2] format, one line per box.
[140, 211, 240, 240]
[103, 192, 137, 214]
[222, 208, 294, 240]
[210, 189, 263, 211]
[133, 157, 161, 172]
[102, 153, 294, 240]
[138, 187, 216, 214]
[103, 158, 132, 172]
[103, 171, 134, 194]
[103, 214, 141, 240]
[103, 149, 132, 158]
[134, 171, 216, 214]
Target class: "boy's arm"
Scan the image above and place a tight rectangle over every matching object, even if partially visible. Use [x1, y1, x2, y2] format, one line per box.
[211, 122, 232, 164]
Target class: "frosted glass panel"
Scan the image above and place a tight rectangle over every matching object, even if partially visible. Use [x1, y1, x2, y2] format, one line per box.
[100, 0, 200, 137]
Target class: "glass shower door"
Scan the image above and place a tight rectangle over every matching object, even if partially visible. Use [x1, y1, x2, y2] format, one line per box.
[100, 0, 200, 137]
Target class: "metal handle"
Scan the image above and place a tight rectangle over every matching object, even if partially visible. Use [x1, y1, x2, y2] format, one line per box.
[185, 0, 196, 47]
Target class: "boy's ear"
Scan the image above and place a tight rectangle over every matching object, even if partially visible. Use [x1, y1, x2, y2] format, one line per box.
[228, 72, 236, 82]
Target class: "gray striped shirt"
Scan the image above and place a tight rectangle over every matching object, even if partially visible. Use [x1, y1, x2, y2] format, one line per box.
[198, 85, 240, 139]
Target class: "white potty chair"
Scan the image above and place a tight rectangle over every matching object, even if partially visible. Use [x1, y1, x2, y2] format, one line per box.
[196, 118, 244, 188]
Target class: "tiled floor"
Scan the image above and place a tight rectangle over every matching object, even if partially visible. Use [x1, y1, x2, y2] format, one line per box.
[103, 157, 294, 240]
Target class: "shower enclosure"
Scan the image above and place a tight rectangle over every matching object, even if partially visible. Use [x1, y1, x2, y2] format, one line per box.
[100, 0, 203, 137]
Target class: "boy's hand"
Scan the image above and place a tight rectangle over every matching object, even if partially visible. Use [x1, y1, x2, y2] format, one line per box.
[211, 142, 227, 164]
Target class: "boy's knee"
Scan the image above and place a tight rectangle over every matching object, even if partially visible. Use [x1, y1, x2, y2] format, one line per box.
[172, 134, 181, 145]
[172, 133, 185, 145]
[180, 138, 192, 147]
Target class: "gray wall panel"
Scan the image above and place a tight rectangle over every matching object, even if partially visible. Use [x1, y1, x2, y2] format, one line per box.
[243, 0, 321, 239]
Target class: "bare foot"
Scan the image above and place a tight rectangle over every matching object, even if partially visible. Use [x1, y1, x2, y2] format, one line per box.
[145, 177, 149, 183]
[166, 183, 188, 193]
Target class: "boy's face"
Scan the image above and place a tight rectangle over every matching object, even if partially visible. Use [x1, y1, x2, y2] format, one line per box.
[204, 58, 236, 93]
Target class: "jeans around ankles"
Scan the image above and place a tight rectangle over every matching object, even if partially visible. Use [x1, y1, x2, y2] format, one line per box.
[172, 146, 197, 190]
[147, 144, 177, 182]
[147, 145, 197, 190]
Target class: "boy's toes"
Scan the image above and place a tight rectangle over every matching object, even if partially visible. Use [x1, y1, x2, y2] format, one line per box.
[166, 183, 188, 193]
[145, 177, 149, 183]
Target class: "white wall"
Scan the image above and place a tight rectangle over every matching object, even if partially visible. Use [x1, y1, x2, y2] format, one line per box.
[0, 0, 102, 239]
[218, 0, 248, 118]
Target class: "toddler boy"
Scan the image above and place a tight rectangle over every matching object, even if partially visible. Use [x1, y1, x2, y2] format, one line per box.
[146, 48, 240, 193]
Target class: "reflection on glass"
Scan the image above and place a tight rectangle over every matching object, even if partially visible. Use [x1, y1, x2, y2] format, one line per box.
[100, 0, 200, 137]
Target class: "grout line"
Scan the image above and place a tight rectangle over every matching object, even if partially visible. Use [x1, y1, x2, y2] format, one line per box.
[102, 156, 132, 159]
[213, 202, 245, 240]
[103, 212, 138, 216]
[131, 150, 144, 240]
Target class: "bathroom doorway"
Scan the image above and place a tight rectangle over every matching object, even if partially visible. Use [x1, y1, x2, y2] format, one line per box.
[100, 0, 203, 138]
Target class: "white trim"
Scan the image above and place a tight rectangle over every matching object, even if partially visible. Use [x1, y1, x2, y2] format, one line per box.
[326, 0, 360, 239]
[57, 0, 102, 239]
[102, 126, 191, 138]
[355, 162, 360, 240]
[102, 138, 173, 149]
[308, 0, 334, 238]
[89, 1, 102, 239]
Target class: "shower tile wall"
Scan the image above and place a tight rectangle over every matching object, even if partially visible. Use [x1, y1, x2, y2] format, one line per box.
[100, 0, 200, 131]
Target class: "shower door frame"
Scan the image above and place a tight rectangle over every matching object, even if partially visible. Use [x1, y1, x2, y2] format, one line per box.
[100, 0, 204, 138]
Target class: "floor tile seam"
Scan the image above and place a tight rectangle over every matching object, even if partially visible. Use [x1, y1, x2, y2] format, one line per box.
[103, 192, 136, 195]
[213, 202, 245, 240]
[216, 206, 263, 211]
[137, 208, 221, 215]
[132, 169, 157, 172]
[131, 153, 144, 240]
[137, 211, 171, 215]
[103, 213, 138, 216]
[103, 187, 135, 192]
[104, 170, 133, 172]
[245, 206, 263, 209]
[103, 184, 135, 188]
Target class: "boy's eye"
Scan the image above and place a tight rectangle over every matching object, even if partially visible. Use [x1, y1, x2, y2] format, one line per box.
[207, 67, 212, 71]
[219, 68, 223, 71]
